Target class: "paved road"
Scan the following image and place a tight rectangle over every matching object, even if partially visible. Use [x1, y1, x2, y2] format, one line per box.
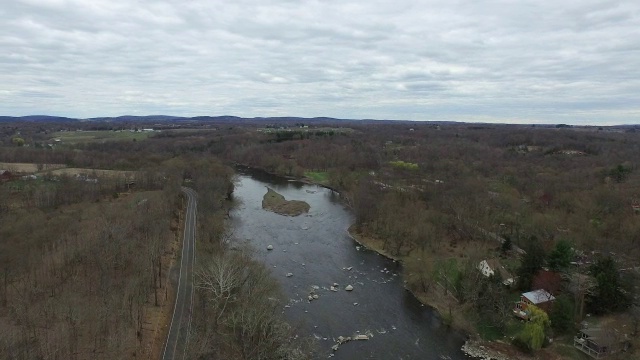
[162, 187, 197, 360]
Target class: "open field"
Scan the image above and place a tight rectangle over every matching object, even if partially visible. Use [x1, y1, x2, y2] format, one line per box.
[51, 130, 152, 144]
[45, 167, 138, 179]
[0, 162, 66, 173]
[304, 171, 329, 184]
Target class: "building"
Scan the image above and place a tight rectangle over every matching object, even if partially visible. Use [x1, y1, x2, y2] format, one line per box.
[513, 289, 555, 320]
[477, 259, 515, 286]
[574, 327, 630, 358]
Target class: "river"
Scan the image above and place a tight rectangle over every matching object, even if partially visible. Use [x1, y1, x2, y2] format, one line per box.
[229, 168, 471, 360]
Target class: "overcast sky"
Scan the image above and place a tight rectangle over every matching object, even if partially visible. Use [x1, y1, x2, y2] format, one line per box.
[1, 0, 639, 124]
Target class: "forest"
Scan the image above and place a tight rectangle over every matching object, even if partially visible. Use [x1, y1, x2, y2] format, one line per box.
[1, 118, 639, 359]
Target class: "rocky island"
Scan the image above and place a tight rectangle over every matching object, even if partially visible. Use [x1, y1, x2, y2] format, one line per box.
[262, 187, 310, 216]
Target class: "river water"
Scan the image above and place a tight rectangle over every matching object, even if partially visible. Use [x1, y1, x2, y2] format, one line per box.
[229, 168, 471, 360]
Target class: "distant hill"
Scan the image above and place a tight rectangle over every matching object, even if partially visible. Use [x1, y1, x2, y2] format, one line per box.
[86, 115, 185, 122]
[0, 115, 79, 122]
[0, 115, 637, 128]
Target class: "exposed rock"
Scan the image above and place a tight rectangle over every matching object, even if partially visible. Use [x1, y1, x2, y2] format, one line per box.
[267, 245, 274, 250]
[286, 273, 293, 277]
[345, 285, 354, 291]
[313, 294, 319, 299]
[337, 336, 351, 344]
[354, 334, 369, 340]
[461, 340, 513, 360]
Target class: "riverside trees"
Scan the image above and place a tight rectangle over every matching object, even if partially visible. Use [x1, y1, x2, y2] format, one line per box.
[192, 250, 312, 360]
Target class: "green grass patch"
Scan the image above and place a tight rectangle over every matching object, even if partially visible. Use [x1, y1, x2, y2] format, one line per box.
[51, 130, 152, 144]
[504, 318, 525, 337]
[476, 317, 504, 341]
[7, 178, 50, 191]
[550, 342, 591, 360]
[305, 171, 329, 183]
[389, 160, 419, 171]
[473, 314, 523, 342]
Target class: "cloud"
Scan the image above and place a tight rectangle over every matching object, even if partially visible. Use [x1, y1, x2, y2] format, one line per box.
[0, 0, 638, 124]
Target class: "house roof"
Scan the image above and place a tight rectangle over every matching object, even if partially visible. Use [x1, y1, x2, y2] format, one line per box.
[485, 258, 513, 280]
[522, 289, 555, 304]
[581, 328, 620, 347]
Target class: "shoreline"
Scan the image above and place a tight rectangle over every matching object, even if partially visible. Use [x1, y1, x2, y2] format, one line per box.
[233, 162, 346, 198]
[234, 163, 522, 359]
[347, 226, 527, 360]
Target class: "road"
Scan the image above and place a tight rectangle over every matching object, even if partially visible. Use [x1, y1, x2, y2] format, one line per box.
[162, 187, 197, 360]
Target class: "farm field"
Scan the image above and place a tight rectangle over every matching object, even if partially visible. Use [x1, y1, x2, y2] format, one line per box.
[0, 162, 66, 173]
[45, 167, 138, 179]
[50, 130, 153, 143]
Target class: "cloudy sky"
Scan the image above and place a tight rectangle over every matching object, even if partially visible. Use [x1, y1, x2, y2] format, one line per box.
[1, 0, 639, 124]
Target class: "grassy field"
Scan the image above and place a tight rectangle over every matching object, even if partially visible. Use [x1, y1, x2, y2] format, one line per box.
[51, 130, 152, 144]
[45, 168, 138, 179]
[304, 171, 329, 184]
[0, 162, 66, 173]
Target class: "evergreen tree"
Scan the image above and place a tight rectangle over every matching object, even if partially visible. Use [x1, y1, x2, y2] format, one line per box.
[550, 295, 574, 334]
[587, 256, 631, 314]
[517, 237, 545, 291]
[547, 240, 573, 272]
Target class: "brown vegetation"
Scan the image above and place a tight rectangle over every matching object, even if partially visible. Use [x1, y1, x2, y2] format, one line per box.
[0, 189, 180, 359]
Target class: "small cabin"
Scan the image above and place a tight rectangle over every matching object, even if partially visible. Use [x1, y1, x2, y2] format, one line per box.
[574, 328, 630, 358]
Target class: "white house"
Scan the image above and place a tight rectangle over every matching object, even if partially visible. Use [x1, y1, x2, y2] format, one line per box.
[478, 259, 496, 277]
[478, 259, 515, 286]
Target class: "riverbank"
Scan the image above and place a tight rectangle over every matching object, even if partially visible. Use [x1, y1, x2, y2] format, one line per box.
[347, 226, 583, 360]
[348, 225, 474, 329]
[234, 163, 345, 198]
[348, 225, 539, 360]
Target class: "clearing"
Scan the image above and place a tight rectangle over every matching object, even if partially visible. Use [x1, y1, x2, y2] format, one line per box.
[50, 130, 152, 144]
[0, 162, 66, 173]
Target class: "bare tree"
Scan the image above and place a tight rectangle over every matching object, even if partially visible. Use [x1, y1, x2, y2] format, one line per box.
[196, 252, 246, 326]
